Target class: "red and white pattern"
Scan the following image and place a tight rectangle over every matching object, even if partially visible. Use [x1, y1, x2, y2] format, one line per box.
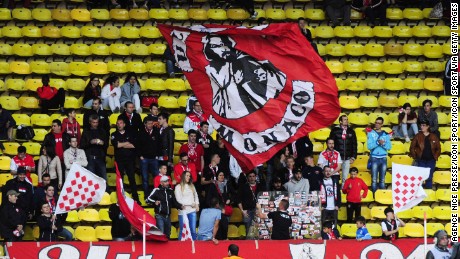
[180, 211, 193, 241]
[55, 164, 106, 214]
[392, 163, 430, 214]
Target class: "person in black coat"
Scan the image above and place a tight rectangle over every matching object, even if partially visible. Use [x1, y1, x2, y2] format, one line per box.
[2, 168, 33, 219]
[0, 104, 16, 141]
[118, 101, 143, 134]
[83, 76, 102, 109]
[37, 202, 63, 241]
[237, 171, 266, 236]
[158, 112, 175, 168]
[83, 97, 110, 133]
[80, 114, 108, 181]
[109, 203, 134, 241]
[137, 117, 162, 194]
[287, 135, 314, 168]
[0, 190, 26, 241]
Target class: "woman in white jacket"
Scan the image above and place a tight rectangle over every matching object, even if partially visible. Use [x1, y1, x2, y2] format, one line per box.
[174, 170, 199, 240]
[101, 76, 121, 112]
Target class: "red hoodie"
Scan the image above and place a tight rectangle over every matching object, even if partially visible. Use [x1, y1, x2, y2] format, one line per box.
[342, 177, 368, 203]
[61, 118, 81, 144]
[37, 85, 58, 100]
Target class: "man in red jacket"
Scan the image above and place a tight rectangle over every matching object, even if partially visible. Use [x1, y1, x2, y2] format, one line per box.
[37, 75, 65, 114]
[342, 167, 368, 223]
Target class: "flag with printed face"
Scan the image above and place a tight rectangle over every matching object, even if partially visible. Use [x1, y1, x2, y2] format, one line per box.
[55, 163, 106, 214]
[392, 163, 430, 214]
[158, 23, 340, 172]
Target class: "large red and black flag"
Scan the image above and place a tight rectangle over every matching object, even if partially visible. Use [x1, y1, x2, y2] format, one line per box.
[158, 23, 340, 171]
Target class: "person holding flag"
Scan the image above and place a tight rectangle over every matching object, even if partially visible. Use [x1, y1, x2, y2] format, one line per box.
[381, 207, 405, 241]
[175, 171, 199, 241]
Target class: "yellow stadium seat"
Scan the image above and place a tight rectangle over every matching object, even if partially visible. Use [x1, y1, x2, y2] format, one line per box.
[423, 44, 443, 59]
[311, 128, 331, 142]
[340, 224, 357, 237]
[305, 9, 325, 20]
[127, 61, 147, 73]
[378, 95, 398, 108]
[373, 26, 392, 38]
[69, 9, 90, 21]
[108, 61, 127, 74]
[87, 61, 108, 75]
[358, 95, 378, 109]
[404, 61, 423, 73]
[364, 43, 384, 57]
[30, 60, 50, 74]
[371, 206, 386, 219]
[363, 78, 383, 91]
[436, 155, 451, 170]
[433, 171, 450, 185]
[107, 173, 116, 187]
[396, 209, 412, 220]
[427, 223, 445, 237]
[383, 61, 403, 74]
[397, 95, 418, 107]
[390, 155, 413, 165]
[174, 128, 188, 141]
[90, 9, 110, 20]
[388, 141, 406, 155]
[18, 96, 39, 109]
[147, 61, 166, 74]
[109, 43, 129, 56]
[334, 26, 354, 38]
[404, 223, 424, 237]
[158, 95, 178, 109]
[110, 8, 129, 20]
[52, 8, 72, 22]
[432, 26, 450, 37]
[69, 62, 89, 76]
[6, 79, 26, 91]
[413, 25, 432, 37]
[170, 208, 179, 222]
[129, 43, 149, 56]
[325, 61, 343, 74]
[393, 25, 412, 38]
[21, 25, 41, 38]
[2, 26, 22, 38]
[21, 142, 41, 156]
[70, 44, 90, 56]
[345, 43, 364, 56]
[12, 43, 32, 57]
[441, 140, 451, 152]
[0, 8, 11, 20]
[50, 114, 66, 122]
[32, 128, 47, 142]
[64, 96, 81, 109]
[403, 8, 423, 20]
[75, 226, 98, 241]
[50, 62, 70, 76]
[0, 96, 19, 110]
[90, 43, 110, 56]
[315, 26, 334, 39]
[149, 8, 169, 20]
[41, 25, 60, 38]
[169, 113, 186, 126]
[404, 78, 424, 91]
[12, 8, 32, 20]
[253, 8, 265, 19]
[61, 26, 80, 38]
[177, 95, 189, 108]
[0, 156, 11, 171]
[229, 207, 243, 223]
[2, 142, 20, 156]
[12, 114, 30, 126]
[423, 61, 444, 73]
[106, 156, 114, 169]
[316, 44, 326, 56]
[383, 43, 403, 56]
[32, 43, 52, 56]
[422, 8, 433, 19]
[165, 78, 186, 92]
[95, 226, 112, 241]
[366, 223, 383, 237]
[445, 223, 452, 236]
[101, 26, 120, 39]
[169, 8, 188, 20]
[326, 44, 345, 57]
[140, 26, 162, 39]
[338, 206, 347, 221]
[188, 8, 208, 21]
[411, 206, 432, 219]
[0, 172, 13, 185]
[423, 78, 443, 91]
[228, 224, 240, 239]
[418, 95, 439, 108]
[439, 96, 451, 108]
[0, 44, 12, 55]
[436, 189, 451, 202]
[348, 113, 368, 126]
[10, 61, 30, 75]
[433, 206, 450, 220]
[129, 8, 149, 20]
[344, 78, 365, 91]
[207, 8, 227, 20]
[81, 25, 100, 38]
[145, 78, 166, 91]
[51, 44, 70, 56]
[386, 8, 403, 20]
[363, 61, 383, 73]
[120, 26, 140, 39]
[226, 8, 248, 20]
[149, 43, 167, 55]
[335, 78, 345, 91]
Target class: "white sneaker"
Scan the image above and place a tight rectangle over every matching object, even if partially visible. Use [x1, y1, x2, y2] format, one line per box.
[405, 137, 410, 142]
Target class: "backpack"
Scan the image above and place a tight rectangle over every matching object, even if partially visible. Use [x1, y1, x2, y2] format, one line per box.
[16, 125, 35, 140]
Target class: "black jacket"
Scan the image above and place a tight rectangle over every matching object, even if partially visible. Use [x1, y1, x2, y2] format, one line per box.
[160, 126, 175, 164]
[0, 201, 26, 239]
[137, 127, 161, 158]
[237, 182, 265, 210]
[287, 135, 313, 167]
[111, 130, 137, 161]
[2, 179, 33, 215]
[118, 112, 143, 134]
[83, 85, 101, 105]
[83, 108, 110, 133]
[108, 204, 131, 239]
[80, 128, 108, 158]
[146, 186, 181, 216]
[37, 214, 63, 241]
[43, 132, 71, 154]
[206, 180, 234, 208]
[277, 167, 297, 185]
[329, 125, 358, 160]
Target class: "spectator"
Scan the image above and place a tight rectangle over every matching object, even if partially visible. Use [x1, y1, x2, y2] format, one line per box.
[238, 171, 265, 236]
[120, 72, 142, 114]
[201, 154, 221, 197]
[118, 101, 143, 134]
[342, 167, 368, 223]
[418, 99, 440, 139]
[197, 197, 221, 244]
[271, 176, 287, 192]
[43, 119, 71, 164]
[321, 221, 342, 240]
[0, 190, 26, 242]
[393, 103, 419, 142]
[143, 103, 160, 127]
[38, 146, 63, 191]
[164, 46, 181, 78]
[80, 115, 108, 181]
[381, 207, 405, 241]
[318, 138, 342, 184]
[158, 112, 175, 169]
[367, 117, 391, 193]
[137, 117, 161, 194]
[180, 129, 205, 176]
[426, 230, 452, 259]
[277, 156, 297, 185]
[147, 175, 181, 238]
[302, 155, 323, 193]
[197, 121, 215, 166]
[355, 216, 372, 241]
[83, 98, 110, 133]
[351, 0, 387, 26]
[63, 137, 88, 178]
[175, 171, 200, 241]
[0, 104, 15, 141]
[101, 76, 121, 113]
[183, 100, 214, 134]
[112, 118, 139, 202]
[2, 167, 33, 220]
[153, 164, 172, 188]
[325, 0, 351, 26]
[223, 244, 243, 259]
[109, 203, 132, 241]
[10, 146, 35, 181]
[83, 76, 102, 109]
[37, 202, 63, 241]
[329, 115, 357, 182]
[34, 173, 54, 210]
[211, 134, 230, 178]
[173, 152, 198, 185]
[234, 0, 257, 19]
[284, 169, 310, 195]
[206, 171, 234, 240]
[257, 199, 292, 240]
[320, 166, 341, 227]
[61, 108, 81, 144]
[409, 120, 441, 189]
[37, 75, 65, 114]
[288, 135, 314, 168]
[298, 18, 318, 54]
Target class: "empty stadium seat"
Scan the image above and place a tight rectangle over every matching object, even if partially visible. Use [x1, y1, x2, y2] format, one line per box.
[325, 61, 343, 74]
[364, 78, 384, 91]
[2, 26, 22, 38]
[140, 26, 162, 39]
[433, 171, 450, 185]
[207, 8, 227, 20]
[95, 226, 112, 240]
[12, 114, 30, 126]
[384, 43, 403, 56]
[78, 208, 100, 222]
[188, 8, 208, 20]
[404, 223, 424, 237]
[69, 62, 89, 76]
[386, 8, 403, 20]
[348, 113, 368, 126]
[326, 44, 345, 57]
[423, 44, 443, 58]
[22, 26, 41, 38]
[404, 77, 424, 91]
[0, 96, 19, 110]
[403, 8, 423, 20]
[12, 8, 32, 20]
[90, 9, 110, 20]
[149, 8, 168, 20]
[70, 9, 91, 22]
[436, 189, 451, 201]
[423, 78, 443, 91]
[305, 9, 325, 20]
[364, 43, 384, 57]
[334, 26, 354, 38]
[353, 155, 369, 172]
[169, 8, 188, 20]
[75, 226, 98, 241]
[0, 171, 13, 185]
[315, 26, 334, 39]
[33, 128, 48, 142]
[129, 8, 149, 20]
[18, 96, 39, 109]
[398, 95, 418, 107]
[101, 26, 120, 39]
[366, 223, 383, 237]
[108, 61, 127, 73]
[345, 43, 364, 56]
[403, 61, 423, 73]
[120, 26, 140, 39]
[427, 223, 445, 236]
[423, 61, 444, 72]
[383, 61, 403, 74]
[363, 61, 383, 73]
[378, 95, 398, 108]
[432, 26, 450, 37]
[66, 210, 80, 223]
[70, 44, 91, 56]
[396, 209, 412, 220]
[340, 224, 357, 237]
[413, 25, 432, 37]
[411, 206, 433, 219]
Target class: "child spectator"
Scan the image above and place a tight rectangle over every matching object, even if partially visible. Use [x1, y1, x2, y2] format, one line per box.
[321, 221, 342, 240]
[342, 167, 368, 223]
[381, 207, 405, 241]
[355, 216, 372, 241]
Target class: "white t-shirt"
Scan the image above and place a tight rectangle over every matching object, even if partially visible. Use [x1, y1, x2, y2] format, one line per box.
[323, 178, 335, 210]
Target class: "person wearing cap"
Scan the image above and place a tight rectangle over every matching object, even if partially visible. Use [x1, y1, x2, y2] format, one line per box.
[409, 119, 441, 189]
[2, 167, 33, 219]
[0, 104, 15, 142]
[381, 207, 405, 241]
[146, 174, 181, 238]
[0, 190, 26, 241]
[270, 176, 287, 192]
[426, 230, 452, 259]
[10, 146, 35, 181]
[284, 169, 310, 195]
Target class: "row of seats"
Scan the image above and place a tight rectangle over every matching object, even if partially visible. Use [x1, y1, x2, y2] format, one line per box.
[335, 77, 447, 92]
[311, 25, 449, 39]
[341, 222, 452, 238]
[338, 94, 450, 109]
[340, 206, 452, 222]
[326, 60, 446, 74]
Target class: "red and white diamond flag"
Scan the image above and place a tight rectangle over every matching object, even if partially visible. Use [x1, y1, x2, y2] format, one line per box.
[180, 211, 193, 241]
[55, 163, 106, 214]
[392, 163, 430, 214]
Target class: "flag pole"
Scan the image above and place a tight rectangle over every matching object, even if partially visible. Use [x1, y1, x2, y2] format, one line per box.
[424, 211, 427, 256]
[143, 214, 146, 259]
[192, 239, 195, 254]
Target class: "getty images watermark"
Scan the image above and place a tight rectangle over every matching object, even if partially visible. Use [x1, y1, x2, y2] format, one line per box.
[451, 2, 459, 244]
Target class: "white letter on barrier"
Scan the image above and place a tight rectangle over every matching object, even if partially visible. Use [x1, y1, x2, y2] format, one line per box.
[39, 244, 80, 259]
[87, 246, 109, 259]
[360, 243, 404, 259]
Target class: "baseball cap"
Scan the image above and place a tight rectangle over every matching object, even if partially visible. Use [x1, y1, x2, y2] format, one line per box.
[160, 175, 169, 182]
[17, 167, 26, 174]
[7, 190, 20, 196]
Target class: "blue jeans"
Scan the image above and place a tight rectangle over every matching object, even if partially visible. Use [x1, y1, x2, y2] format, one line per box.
[87, 157, 107, 181]
[140, 158, 159, 193]
[197, 233, 212, 241]
[242, 208, 256, 236]
[178, 211, 197, 241]
[416, 159, 436, 189]
[155, 214, 171, 239]
[371, 156, 387, 192]
[58, 228, 73, 241]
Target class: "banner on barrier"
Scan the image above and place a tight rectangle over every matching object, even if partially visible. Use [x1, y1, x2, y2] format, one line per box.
[6, 239, 432, 259]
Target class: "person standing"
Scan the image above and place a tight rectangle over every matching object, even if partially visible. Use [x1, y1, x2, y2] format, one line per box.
[257, 199, 292, 240]
[61, 108, 81, 145]
[201, 154, 221, 198]
[143, 103, 160, 127]
[302, 155, 323, 193]
[197, 197, 221, 244]
[351, 0, 387, 26]
[175, 171, 200, 241]
[101, 76, 121, 113]
[409, 120, 441, 189]
[0, 104, 15, 141]
[137, 117, 161, 194]
[325, 0, 351, 26]
[342, 167, 368, 223]
[277, 156, 297, 185]
[63, 137, 88, 178]
[38, 146, 63, 191]
[381, 207, 405, 241]
[173, 153, 198, 185]
[237, 171, 265, 236]
[183, 100, 214, 134]
[318, 138, 342, 184]
[2, 168, 33, 221]
[112, 118, 139, 202]
[418, 99, 440, 139]
[367, 117, 391, 193]
[179, 129, 205, 177]
[197, 121, 215, 166]
[426, 230, 452, 259]
[329, 115, 357, 182]
[0, 190, 26, 241]
[223, 244, 243, 259]
[83, 98, 110, 133]
[80, 114, 108, 180]
[320, 166, 341, 227]
[37, 74, 65, 114]
[43, 119, 71, 165]
[158, 112, 175, 169]
[118, 101, 143, 134]
[37, 202, 62, 241]
[153, 164, 172, 188]
[120, 72, 142, 114]
[83, 76, 102, 109]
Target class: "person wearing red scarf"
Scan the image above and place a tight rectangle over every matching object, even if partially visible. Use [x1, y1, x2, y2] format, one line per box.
[183, 100, 214, 135]
[317, 138, 342, 184]
[37, 75, 65, 114]
[61, 108, 81, 145]
[179, 129, 204, 177]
